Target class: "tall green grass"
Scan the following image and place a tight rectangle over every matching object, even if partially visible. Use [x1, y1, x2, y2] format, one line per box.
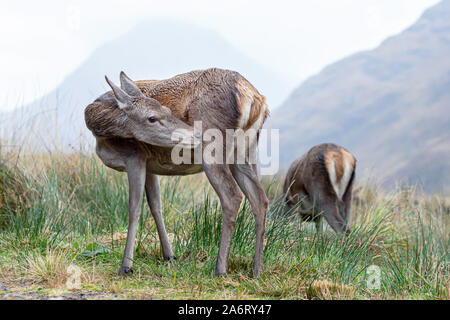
[0, 150, 448, 299]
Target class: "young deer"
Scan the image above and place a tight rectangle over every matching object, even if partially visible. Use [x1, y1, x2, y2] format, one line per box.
[282, 143, 356, 233]
[84, 68, 269, 277]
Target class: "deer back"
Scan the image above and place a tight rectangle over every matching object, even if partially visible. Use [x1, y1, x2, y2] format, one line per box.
[85, 68, 269, 141]
[136, 68, 268, 132]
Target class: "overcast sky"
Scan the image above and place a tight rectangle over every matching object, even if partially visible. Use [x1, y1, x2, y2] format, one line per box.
[0, 0, 440, 111]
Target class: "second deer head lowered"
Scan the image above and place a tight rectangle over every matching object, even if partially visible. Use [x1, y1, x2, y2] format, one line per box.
[104, 72, 200, 148]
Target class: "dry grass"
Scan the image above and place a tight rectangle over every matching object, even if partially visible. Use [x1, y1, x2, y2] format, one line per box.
[23, 250, 73, 288]
[307, 280, 356, 300]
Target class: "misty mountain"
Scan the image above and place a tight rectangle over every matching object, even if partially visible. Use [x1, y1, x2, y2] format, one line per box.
[0, 19, 291, 149]
[268, 0, 450, 192]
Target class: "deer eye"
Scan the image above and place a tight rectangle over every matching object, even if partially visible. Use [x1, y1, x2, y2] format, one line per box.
[148, 116, 157, 123]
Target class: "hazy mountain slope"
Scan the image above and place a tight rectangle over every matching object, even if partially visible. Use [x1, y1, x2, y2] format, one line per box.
[0, 20, 291, 149]
[268, 0, 450, 192]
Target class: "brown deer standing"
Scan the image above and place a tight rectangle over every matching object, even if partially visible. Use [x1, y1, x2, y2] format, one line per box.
[84, 68, 269, 277]
[282, 143, 356, 233]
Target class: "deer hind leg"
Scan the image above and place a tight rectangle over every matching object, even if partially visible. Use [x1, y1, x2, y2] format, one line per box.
[145, 173, 175, 260]
[339, 177, 354, 233]
[118, 156, 146, 276]
[282, 200, 296, 217]
[282, 191, 301, 218]
[230, 164, 269, 278]
[202, 164, 243, 277]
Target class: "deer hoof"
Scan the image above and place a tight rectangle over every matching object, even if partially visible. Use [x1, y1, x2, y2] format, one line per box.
[214, 271, 228, 278]
[252, 266, 263, 278]
[118, 266, 133, 276]
[164, 256, 177, 261]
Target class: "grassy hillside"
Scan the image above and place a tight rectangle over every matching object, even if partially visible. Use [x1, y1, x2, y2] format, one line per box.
[0, 149, 448, 300]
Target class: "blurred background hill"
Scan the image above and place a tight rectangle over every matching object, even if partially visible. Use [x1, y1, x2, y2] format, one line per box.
[268, 0, 450, 192]
[0, 20, 290, 149]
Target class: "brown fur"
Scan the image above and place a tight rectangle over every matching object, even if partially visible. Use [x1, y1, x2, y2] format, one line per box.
[84, 68, 269, 277]
[85, 68, 267, 137]
[283, 143, 356, 233]
[248, 95, 269, 130]
[235, 79, 270, 131]
[324, 148, 355, 184]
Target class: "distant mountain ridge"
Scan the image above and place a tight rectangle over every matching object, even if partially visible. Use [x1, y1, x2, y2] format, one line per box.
[0, 19, 291, 149]
[268, 0, 450, 192]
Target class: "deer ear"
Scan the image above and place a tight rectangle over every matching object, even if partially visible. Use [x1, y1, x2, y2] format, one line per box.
[105, 75, 131, 109]
[120, 71, 145, 97]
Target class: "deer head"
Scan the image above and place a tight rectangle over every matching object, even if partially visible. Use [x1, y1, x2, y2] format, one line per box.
[105, 72, 200, 148]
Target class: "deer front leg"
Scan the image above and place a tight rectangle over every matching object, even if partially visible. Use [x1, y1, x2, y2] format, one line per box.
[314, 216, 324, 233]
[118, 157, 146, 276]
[203, 164, 243, 277]
[145, 173, 175, 260]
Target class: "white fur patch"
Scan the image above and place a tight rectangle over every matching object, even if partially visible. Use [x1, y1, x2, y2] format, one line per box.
[238, 98, 253, 128]
[117, 100, 128, 109]
[245, 102, 266, 153]
[338, 159, 352, 199]
[249, 104, 265, 131]
[328, 160, 339, 198]
[329, 158, 352, 200]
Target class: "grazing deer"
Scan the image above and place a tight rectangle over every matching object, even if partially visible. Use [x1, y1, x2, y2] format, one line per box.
[84, 68, 269, 277]
[282, 143, 356, 233]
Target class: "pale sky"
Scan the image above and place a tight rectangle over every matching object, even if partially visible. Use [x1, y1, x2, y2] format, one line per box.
[0, 0, 440, 111]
